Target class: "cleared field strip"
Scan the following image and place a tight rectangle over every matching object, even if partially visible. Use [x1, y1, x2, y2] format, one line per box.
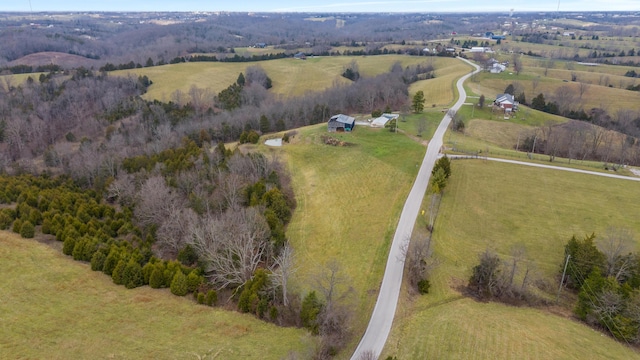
[278, 124, 425, 343]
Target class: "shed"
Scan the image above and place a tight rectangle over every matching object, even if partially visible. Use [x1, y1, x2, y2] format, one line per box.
[371, 113, 399, 128]
[328, 114, 355, 132]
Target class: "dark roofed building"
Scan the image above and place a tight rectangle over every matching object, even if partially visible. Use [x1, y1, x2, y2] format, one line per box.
[328, 114, 355, 132]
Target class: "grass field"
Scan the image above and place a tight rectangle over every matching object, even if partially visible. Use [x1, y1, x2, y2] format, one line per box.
[262, 123, 426, 354]
[113, 55, 462, 102]
[409, 58, 474, 107]
[383, 160, 640, 359]
[0, 232, 313, 359]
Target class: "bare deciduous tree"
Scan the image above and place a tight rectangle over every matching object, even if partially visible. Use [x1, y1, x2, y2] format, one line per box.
[188, 208, 271, 289]
[270, 243, 295, 307]
[598, 227, 636, 282]
[135, 176, 183, 227]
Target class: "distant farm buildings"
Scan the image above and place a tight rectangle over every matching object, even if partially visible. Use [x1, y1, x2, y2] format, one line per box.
[328, 114, 355, 132]
[470, 47, 493, 53]
[293, 52, 307, 60]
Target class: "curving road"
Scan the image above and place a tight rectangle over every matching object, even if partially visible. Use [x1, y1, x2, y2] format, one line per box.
[351, 58, 481, 360]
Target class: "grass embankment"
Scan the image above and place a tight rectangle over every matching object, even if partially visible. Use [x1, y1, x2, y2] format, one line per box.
[384, 160, 640, 359]
[266, 123, 426, 354]
[409, 57, 474, 108]
[0, 232, 312, 359]
[114, 55, 461, 102]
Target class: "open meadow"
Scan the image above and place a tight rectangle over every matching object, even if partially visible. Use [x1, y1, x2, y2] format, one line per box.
[384, 159, 640, 359]
[258, 123, 429, 354]
[0, 232, 313, 359]
[113, 55, 461, 102]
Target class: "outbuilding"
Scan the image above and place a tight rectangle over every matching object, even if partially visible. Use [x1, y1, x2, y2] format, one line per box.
[371, 113, 400, 128]
[328, 114, 355, 132]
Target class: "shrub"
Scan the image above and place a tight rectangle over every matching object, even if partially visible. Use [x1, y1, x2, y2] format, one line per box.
[72, 237, 87, 260]
[112, 259, 126, 285]
[12, 219, 23, 233]
[123, 260, 144, 289]
[19, 221, 35, 238]
[149, 267, 165, 289]
[417, 279, 431, 294]
[142, 261, 155, 284]
[41, 218, 52, 234]
[197, 292, 206, 304]
[91, 251, 106, 271]
[0, 211, 13, 230]
[177, 245, 198, 266]
[301, 291, 323, 335]
[170, 271, 188, 296]
[102, 247, 121, 276]
[205, 289, 218, 306]
[269, 306, 278, 321]
[62, 235, 77, 256]
[186, 271, 203, 293]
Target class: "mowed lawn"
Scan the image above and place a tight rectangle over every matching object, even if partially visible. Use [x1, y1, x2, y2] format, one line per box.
[114, 55, 461, 101]
[273, 123, 426, 340]
[384, 160, 640, 359]
[0, 232, 312, 360]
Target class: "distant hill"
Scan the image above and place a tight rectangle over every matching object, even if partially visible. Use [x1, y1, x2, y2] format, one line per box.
[9, 52, 98, 69]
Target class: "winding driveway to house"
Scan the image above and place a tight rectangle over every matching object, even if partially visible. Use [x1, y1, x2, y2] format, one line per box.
[350, 58, 481, 359]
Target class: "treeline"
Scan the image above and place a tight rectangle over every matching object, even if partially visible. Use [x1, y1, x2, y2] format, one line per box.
[497, 83, 640, 166]
[0, 64, 63, 75]
[0, 174, 207, 294]
[563, 232, 640, 344]
[97, 48, 446, 75]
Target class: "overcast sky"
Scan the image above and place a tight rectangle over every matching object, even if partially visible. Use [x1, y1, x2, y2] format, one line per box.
[3, 0, 640, 13]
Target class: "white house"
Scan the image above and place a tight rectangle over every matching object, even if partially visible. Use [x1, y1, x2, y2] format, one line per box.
[490, 63, 507, 73]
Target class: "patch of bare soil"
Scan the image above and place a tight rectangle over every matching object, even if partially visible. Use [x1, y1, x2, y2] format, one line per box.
[10, 52, 99, 69]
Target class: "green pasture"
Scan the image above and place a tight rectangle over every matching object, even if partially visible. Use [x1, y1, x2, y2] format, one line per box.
[384, 159, 640, 359]
[0, 232, 313, 359]
[386, 297, 640, 360]
[266, 123, 426, 351]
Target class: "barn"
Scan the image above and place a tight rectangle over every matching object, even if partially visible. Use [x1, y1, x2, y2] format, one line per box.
[328, 114, 355, 132]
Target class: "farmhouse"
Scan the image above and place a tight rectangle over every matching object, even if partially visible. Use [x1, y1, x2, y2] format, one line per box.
[494, 93, 518, 112]
[371, 113, 400, 128]
[293, 52, 307, 60]
[328, 114, 355, 132]
[490, 63, 507, 73]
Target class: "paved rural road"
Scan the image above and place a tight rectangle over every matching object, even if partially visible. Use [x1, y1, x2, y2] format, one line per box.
[448, 155, 640, 182]
[350, 58, 481, 360]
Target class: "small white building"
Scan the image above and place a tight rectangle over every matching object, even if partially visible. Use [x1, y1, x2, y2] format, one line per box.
[490, 63, 507, 73]
[470, 47, 493, 53]
[371, 113, 400, 128]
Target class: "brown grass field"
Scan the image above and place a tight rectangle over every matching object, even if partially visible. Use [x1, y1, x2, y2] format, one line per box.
[114, 55, 462, 102]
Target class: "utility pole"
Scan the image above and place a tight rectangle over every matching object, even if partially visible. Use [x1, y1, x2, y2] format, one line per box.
[556, 254, 570, 303]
